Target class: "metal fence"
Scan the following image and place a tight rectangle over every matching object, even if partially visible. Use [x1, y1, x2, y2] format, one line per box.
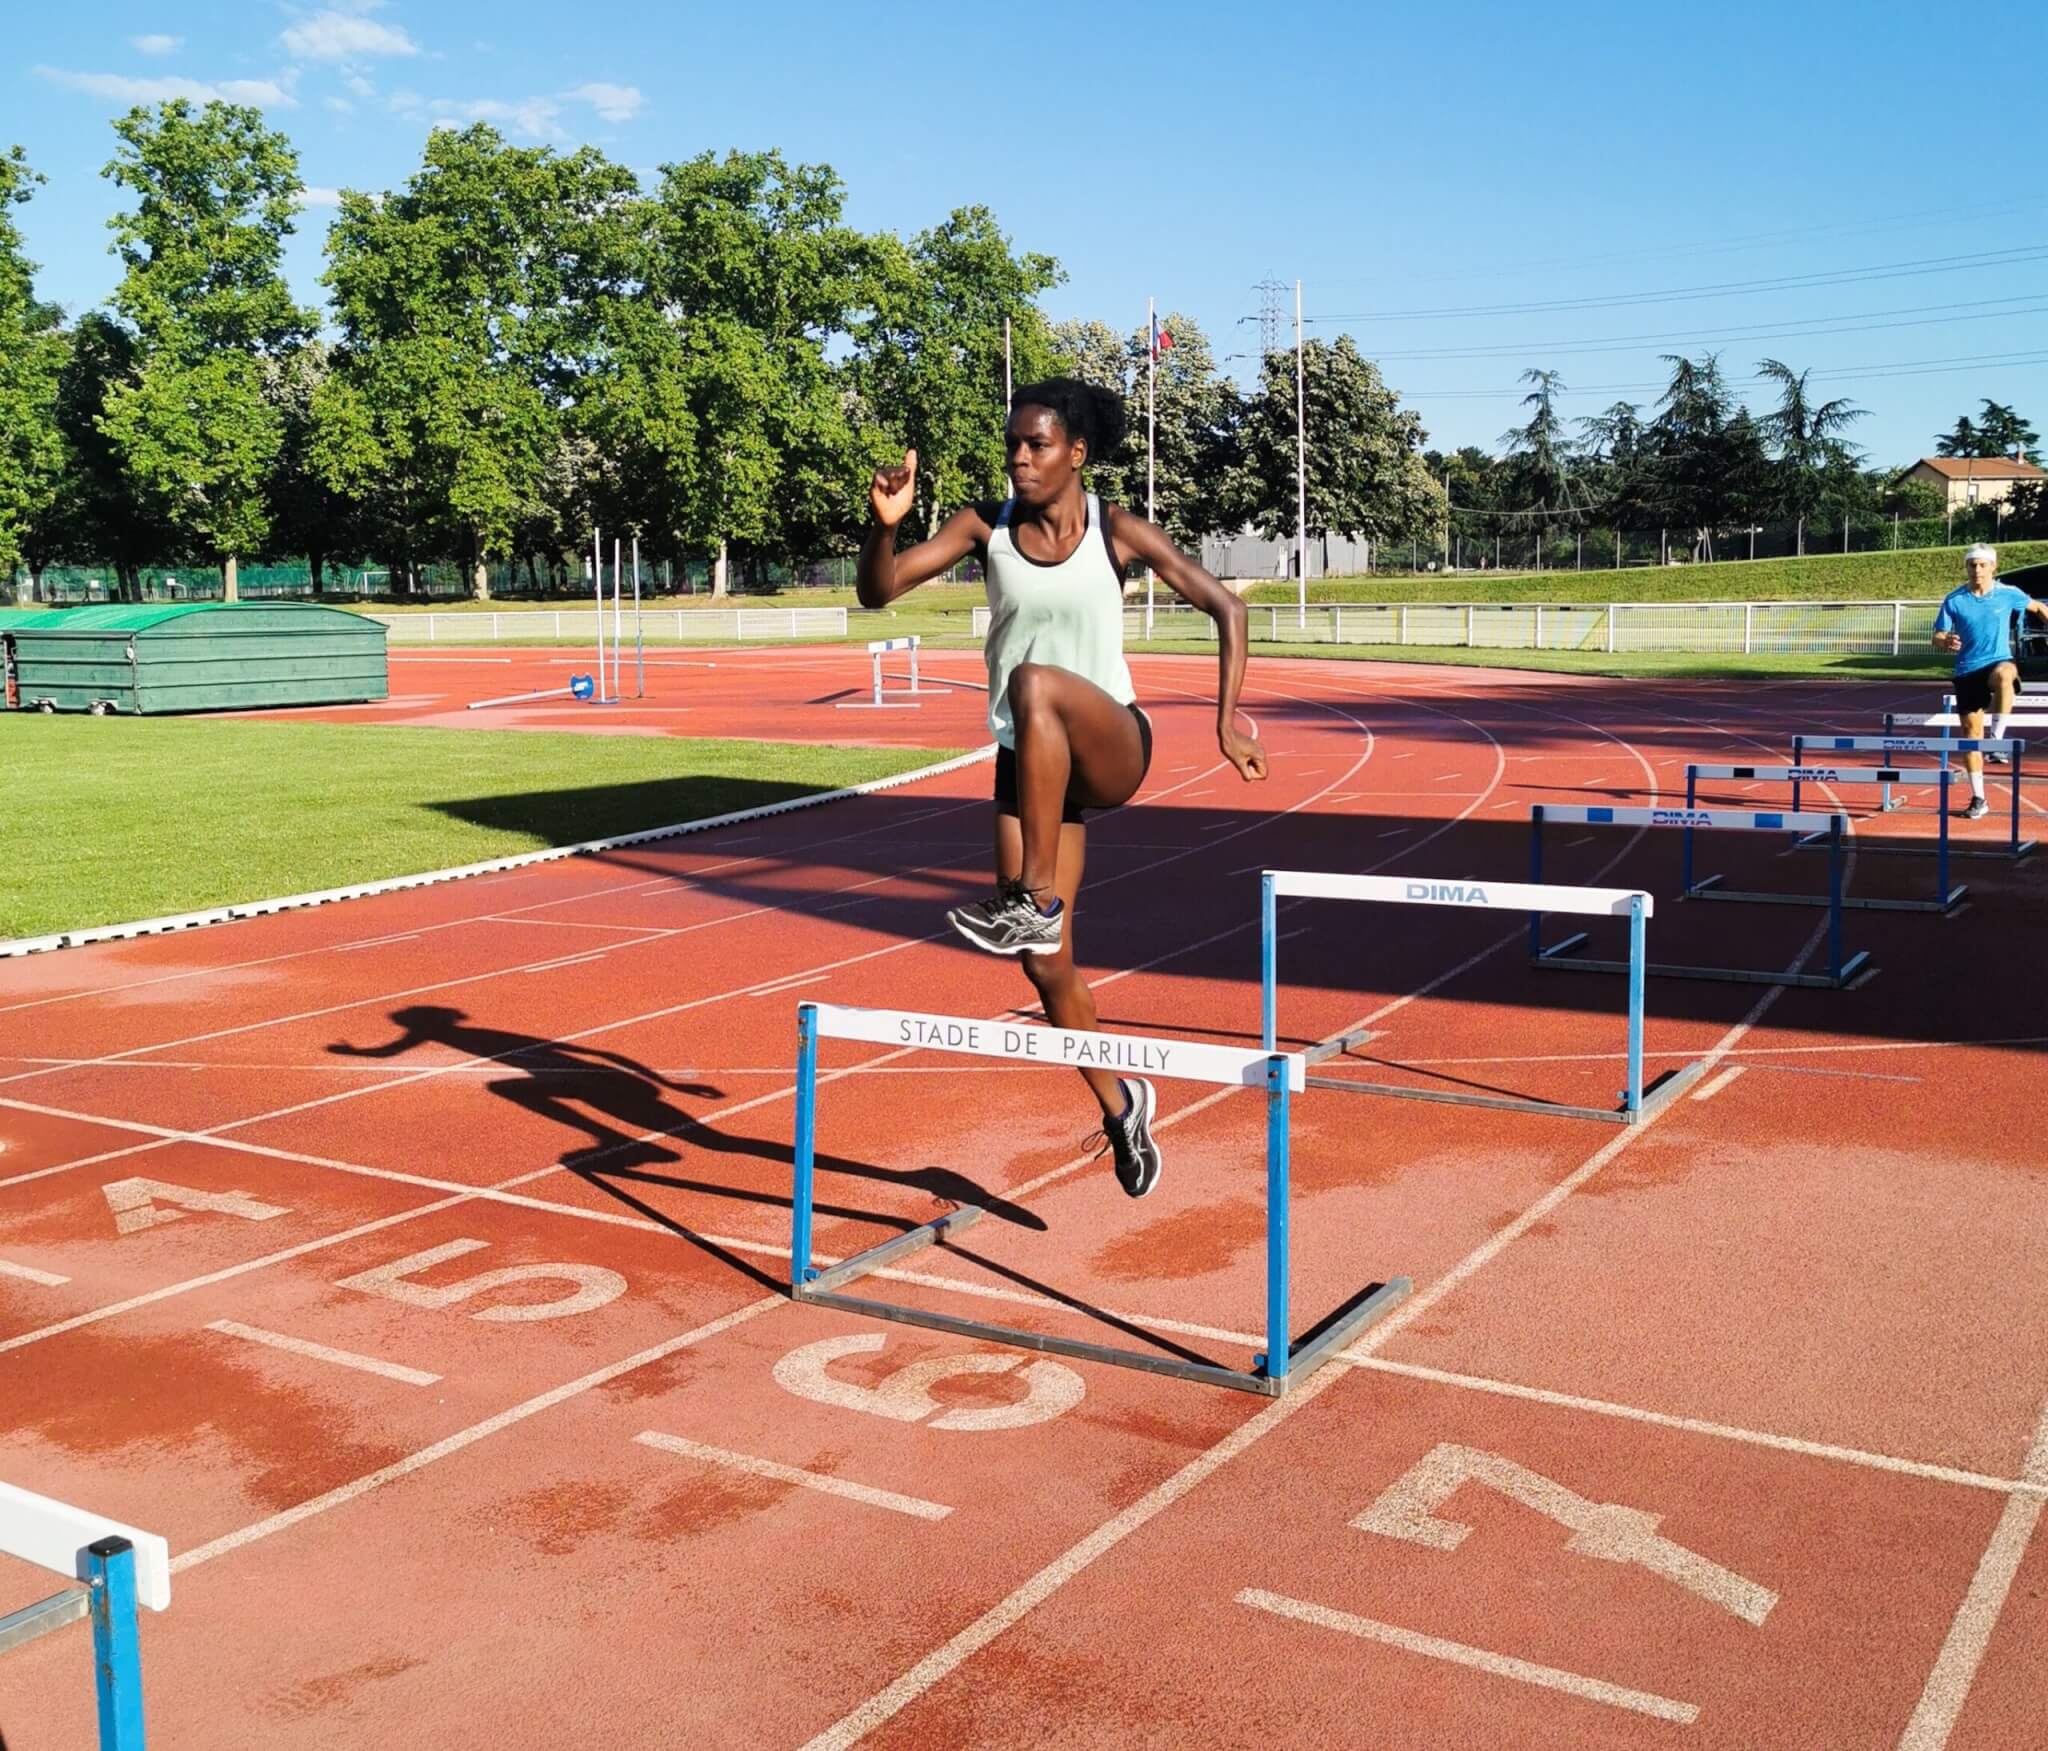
[969, 600, 1945, 656]
[370, 606, 850, 643]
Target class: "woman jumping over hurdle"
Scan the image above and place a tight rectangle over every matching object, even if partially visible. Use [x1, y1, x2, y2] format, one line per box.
[856, 378, 1265, 1198]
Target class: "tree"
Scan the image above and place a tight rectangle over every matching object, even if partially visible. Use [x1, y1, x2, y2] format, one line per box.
[619, 149, 875, 594]
[1131, 314, 1240, 547]
[1934, 414, 1984, 459]
[1881, 471, 1946, 520]
[1499, 368, 1589, 565]
[1638, 354, 1745, 551]
[317, 125, 638, 597]
[0, 148, 67, 585]
[1976, 400, 2039, 461]
[96, 100, 314, 596]
[1758, 358, 1865, 545]
[851, 207, 1062, 540]
[1236, 335, 1443, 561]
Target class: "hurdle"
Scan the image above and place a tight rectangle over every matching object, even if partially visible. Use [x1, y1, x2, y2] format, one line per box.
[1790, 734, 2031, 859]
[836, 636, 943, 710]
[1261, 870, 1701, 1123]
[0, 1482, 168, 1749]
[1530, 804, 1870, 989]
[788, 1001, 1411, 1396]
[1685, 763, 1965, 912]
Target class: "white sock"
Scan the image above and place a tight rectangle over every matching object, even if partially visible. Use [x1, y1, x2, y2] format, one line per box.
[1990, 713, 2008, 742]
[1971, 770, 1986, 800]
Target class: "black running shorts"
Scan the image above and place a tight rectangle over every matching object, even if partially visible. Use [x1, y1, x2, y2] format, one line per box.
[993, 703, 1153, 823]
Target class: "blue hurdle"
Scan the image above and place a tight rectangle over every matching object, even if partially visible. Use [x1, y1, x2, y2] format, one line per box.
[1793, 733, 2032, 860]
[1529, 803, 1870, 989]
[788, 1001, 1411, 1396]
[0, 1483, 169, 1750]
[1685, 763, 1965, 912]
[1259, 868, 1701, 1123]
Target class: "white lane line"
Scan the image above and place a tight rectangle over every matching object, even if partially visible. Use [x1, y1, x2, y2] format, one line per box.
[1565, 834, 1596, 848]
[1895, 1393, 2048, 1750]
[633, 1432, 951, 1521]
[746, 974, 832, 999]
[206, 1320, 441, 1387]
[1235, 1589, 1698, 1725]
[1377, 828, 1410, 840]
[1691, 1065, 1747, 1102]
[1848, 966, 1882, 991]
[169, 1295, 785, 1573]
[0, 1259, 69, 1286]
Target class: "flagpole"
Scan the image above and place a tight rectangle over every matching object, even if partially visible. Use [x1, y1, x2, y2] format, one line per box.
[1146, 297, 1156, 639]
[1294, 278, 1307, 629]
[1003, 316, 1012, 406]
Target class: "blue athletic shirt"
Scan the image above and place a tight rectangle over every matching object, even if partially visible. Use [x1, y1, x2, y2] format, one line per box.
[1933, 582, 2032, 676]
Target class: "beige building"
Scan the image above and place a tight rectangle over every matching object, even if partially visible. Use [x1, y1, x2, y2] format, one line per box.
[1904, 455, 2047, 510]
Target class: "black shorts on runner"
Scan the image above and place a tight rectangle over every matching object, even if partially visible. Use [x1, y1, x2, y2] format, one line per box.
[993, 703, 1153, 823]
[1953, 663, 2013, 717]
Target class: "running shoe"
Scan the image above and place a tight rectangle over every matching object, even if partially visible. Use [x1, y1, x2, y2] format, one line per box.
[1985, 751, 2010, 766]
[1092, 1077, 1161, 1198]
[946, 879, 1064, 957]
[1963, 796, 1990, 820]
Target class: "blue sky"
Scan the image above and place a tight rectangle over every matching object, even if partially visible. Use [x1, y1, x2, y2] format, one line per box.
[12, 0, 2047, 467]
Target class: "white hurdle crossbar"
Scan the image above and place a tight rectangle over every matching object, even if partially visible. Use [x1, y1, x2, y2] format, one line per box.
[836, 636, 939, 710]
[1686, 763, 1964, 911]
[1260, 870, 1700, 1124]
[1530, 804, 1869, 989]
[1794, 733, 2031, 860]
[0, 1482, 169, 1749]
[789, 1001, 1409, 1396]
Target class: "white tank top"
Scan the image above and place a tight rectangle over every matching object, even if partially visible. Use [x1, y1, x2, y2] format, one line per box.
[981, 495, 1136, 749]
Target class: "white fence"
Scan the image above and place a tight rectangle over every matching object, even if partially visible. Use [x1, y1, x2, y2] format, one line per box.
[968, 599, 1943, 656]
[373, 606, 849, 644]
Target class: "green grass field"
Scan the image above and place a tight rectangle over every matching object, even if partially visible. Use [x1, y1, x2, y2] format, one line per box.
[0, 720, 956, 941]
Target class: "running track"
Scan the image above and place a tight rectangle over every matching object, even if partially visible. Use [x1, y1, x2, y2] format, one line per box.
[2, 646, 2045, 1749]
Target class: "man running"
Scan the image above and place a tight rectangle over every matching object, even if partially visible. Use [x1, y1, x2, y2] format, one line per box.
[856, 377, 1265, 1197]
[1932, 544, 2048, 818]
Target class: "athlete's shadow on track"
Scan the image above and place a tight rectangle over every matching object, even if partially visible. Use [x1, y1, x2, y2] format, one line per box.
[331, 1004, 1046, 1245]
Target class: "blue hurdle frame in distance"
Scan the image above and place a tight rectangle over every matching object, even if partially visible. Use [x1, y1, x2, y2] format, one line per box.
[0, 1482, 168, 1751]
[1530, 804, 1869, 990]
[1843, 729, 2035, 860]
[1260, 868, 1701, 1125]
[788, 1001, 1411, 1397]
[1685, 763, 1965, 913]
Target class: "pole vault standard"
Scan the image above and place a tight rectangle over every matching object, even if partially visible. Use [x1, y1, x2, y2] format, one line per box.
[631, 535, 644, 699]
[789, 1001, 1410, 1397]
[590, 527, 605, 703]
[1259, 869, 1700, 1124]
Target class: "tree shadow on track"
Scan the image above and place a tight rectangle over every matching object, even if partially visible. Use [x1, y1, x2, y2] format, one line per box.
[330, 1004, 1046, 1242]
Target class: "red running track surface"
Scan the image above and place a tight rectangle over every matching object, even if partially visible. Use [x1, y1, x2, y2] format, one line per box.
[2, 647, 2045, 1749]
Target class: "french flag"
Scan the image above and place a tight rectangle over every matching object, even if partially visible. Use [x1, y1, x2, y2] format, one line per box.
[1151, 316, 1174, 360]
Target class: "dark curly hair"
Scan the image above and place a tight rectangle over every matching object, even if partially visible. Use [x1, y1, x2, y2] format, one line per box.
[1010, 377, 1127, 465]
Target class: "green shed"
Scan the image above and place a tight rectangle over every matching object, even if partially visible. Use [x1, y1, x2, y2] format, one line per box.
[2, 602, 388, 715]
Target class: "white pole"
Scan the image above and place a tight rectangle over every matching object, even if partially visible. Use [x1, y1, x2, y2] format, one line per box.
[1003, 316, 1012, 406]
[591, 526, 604, 702]
[632, 535, 644, 698]
[1294, 279, 1307, 628]
[1146, 297, 1157, 640]
[612, 538, 623, 699]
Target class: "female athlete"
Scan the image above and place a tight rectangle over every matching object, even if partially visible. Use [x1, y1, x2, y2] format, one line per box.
[855, 377, 1266, 1198]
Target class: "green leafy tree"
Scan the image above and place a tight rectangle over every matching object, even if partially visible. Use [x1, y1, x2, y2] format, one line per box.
[0, 148, 67, 585]
[1638, 354, 1746, 549]
[317, 125, 639, 596]
[852, 207, 1062, 539]
[1935, 413, 1992, 458]
[1881, 471, 1946, 519]
[1976, 399, 2039, 460]
[1236, 335, 1443, 560]
[96, 100, 314, 595]
[1758, 358, 1866, 540]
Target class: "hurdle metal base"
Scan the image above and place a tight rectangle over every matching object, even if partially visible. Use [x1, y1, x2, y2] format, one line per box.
[0, 1587, 88, 1658]
[834, 700, 922, 710]
[1790, 830, 2034, 864]
[1302, 1028, 1703, 1122]
[795, 1207, 1412, 1398]
[1537, 930, 1871, 991]
[1686, 872, 1966, 915]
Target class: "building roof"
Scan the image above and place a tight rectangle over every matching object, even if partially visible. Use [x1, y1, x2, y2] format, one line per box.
[1912, 456, 2046, 481]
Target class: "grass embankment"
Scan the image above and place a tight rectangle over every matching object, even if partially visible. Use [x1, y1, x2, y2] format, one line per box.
[0, 720, 958, 941]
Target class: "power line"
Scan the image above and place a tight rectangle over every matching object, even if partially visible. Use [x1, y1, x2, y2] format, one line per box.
[1400, 348, 2048, 402]
[1306, 245, 2048, 322]
[1363, 295, 2048, 362]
